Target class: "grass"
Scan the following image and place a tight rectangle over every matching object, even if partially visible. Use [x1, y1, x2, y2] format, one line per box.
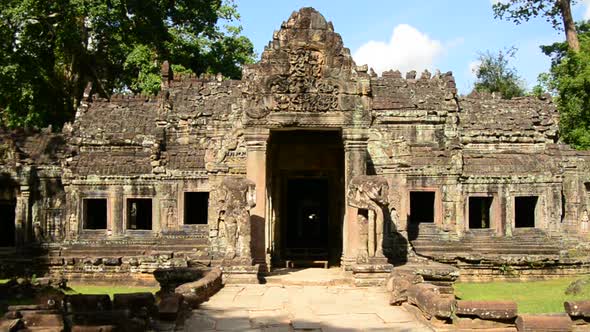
[455, 277, 590, 314]
[67, 284, 160, 299]
[0, 282, 159, 316]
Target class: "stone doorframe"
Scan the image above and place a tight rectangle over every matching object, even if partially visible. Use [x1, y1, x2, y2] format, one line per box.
[244, 127, 369, 271]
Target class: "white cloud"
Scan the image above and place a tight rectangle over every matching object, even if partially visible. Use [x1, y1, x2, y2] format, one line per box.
[353, 24, 444, 75]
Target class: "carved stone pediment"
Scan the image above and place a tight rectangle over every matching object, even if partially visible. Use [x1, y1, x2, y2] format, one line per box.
[241, 7, 371, 124]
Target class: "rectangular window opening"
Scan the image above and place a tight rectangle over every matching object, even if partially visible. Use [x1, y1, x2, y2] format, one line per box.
[127, 199, 152, 230]
[184, 192, 209, 225]
[0, 200, 16, 246]
[84, 199, 107, 230]
[409, 191, 435, 223]
[515, 196, 538, 228]
[469, 197, 493, 229]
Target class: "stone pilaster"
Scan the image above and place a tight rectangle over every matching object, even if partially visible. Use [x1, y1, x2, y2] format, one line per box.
[342, 128, 368, 270]
[15, 189, 30, 247]
[245, 128, 270, 269]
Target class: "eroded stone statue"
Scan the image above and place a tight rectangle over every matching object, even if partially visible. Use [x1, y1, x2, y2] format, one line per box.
[347, 175, 389, 263]
[211, 177, 256, 264]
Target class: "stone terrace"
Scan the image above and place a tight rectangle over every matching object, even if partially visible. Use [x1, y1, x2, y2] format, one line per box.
[185, 284, 431, 331]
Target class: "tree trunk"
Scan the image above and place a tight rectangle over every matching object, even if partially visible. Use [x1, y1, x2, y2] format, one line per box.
[558, 0, 580, 52]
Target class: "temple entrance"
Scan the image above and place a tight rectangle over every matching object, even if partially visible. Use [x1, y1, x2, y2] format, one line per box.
[268, 130, 344, 267]
[285, 178, 330, 260]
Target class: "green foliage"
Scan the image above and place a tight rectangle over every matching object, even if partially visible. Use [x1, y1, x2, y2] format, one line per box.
[472, 47, 526, 99]
[531, 72, 554, 97]
[0, 0, 255, 129]
[493, 0, 574, 30]
[455, 277, 590, 313]
[539, 22, 590, 149]
[124, 45, 161, 95]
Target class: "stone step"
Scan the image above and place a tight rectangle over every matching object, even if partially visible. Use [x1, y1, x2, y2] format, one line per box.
[416, 250, 560, 258]
[262, 268, 354, 286]
[411, 240, 560, 247]
[60, 245, 208, 257]
[411, 244, 561, 251]
[413, 239, 557, 245]
[413, 244, 560, 252]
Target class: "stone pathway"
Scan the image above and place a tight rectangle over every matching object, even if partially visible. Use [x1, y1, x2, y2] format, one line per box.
[184, 283, 432, 331]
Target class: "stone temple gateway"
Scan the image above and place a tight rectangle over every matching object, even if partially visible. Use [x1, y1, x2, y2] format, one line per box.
[2, 7, 590, 284]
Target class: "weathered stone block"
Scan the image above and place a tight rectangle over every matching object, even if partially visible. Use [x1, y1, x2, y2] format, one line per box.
[175, 267, 222, 308]
[71, 325, 116, 332]
[456, 300, 518, 320]
[20, 312, 64, 329]
[83, 257, 102, 266]
[158, 293, 184, 321]
[387, 269, 424, 305]
[113, 292, 155, 316]
[515, 314, 572, 332]
[121, 257, 140, 266]
[67, 310, 128, 327]
[222, 265, 259, 284]
[7, 304, 55, 312]
[102, 257, 121, 266]
[0, 318, 24, 332]
[564, 300, 590, 318]
[406, 283, 455, 319]
[65, 294, 112, 312]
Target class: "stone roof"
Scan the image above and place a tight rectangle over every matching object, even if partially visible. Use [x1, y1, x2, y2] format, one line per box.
[0, 128, 66, 167]
[459, 93, 558, 145]
[69, 146, 152, 176]
[71, 94, 161, 146]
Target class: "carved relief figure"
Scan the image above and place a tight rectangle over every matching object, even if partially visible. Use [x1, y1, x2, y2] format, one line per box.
[160, 199, 177, 230]
[205, 128, 246, 172]
[347, 175, 389, 262]
[211, 177, 256, 263]
[367, 132, 410, 168]
[243, 47, 341, 117]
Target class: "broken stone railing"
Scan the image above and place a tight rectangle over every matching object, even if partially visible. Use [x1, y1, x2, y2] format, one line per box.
[0, 267, 222, 331]
[387, 267, 590, 331]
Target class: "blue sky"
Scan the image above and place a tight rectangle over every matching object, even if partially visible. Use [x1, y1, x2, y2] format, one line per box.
[234, 0, 590, 94]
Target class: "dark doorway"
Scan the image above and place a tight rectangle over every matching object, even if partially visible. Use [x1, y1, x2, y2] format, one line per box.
[0, 200, 16, 246]
[269, 130, 344, 266]
[469, 197, 493, 229]
[127, 199, 152, 230]
[184, 192, 209, 225]
[84, 199, 107, 230]
[410, 192, 435, 223]
[515, 196, 537, 228]
[285, 178, 330, 260]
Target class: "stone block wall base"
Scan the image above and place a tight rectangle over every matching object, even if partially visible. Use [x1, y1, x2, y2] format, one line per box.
[352, 263, 393, 287]
[221, 264, 260, 284]
[340, 256, 357, 271]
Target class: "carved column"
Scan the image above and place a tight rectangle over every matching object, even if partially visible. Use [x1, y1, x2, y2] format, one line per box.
[15, 188, 30, 247]
[342, 128, 368, 269]
[110, 187, 123, 237]
[245, 128, 270, 267]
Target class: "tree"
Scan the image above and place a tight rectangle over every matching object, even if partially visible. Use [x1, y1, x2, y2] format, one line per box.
[537, 22, 590, 149]
[0, 0, 255, 129]
[493, 0, 580, 52]
[472, 47, 526, 99]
